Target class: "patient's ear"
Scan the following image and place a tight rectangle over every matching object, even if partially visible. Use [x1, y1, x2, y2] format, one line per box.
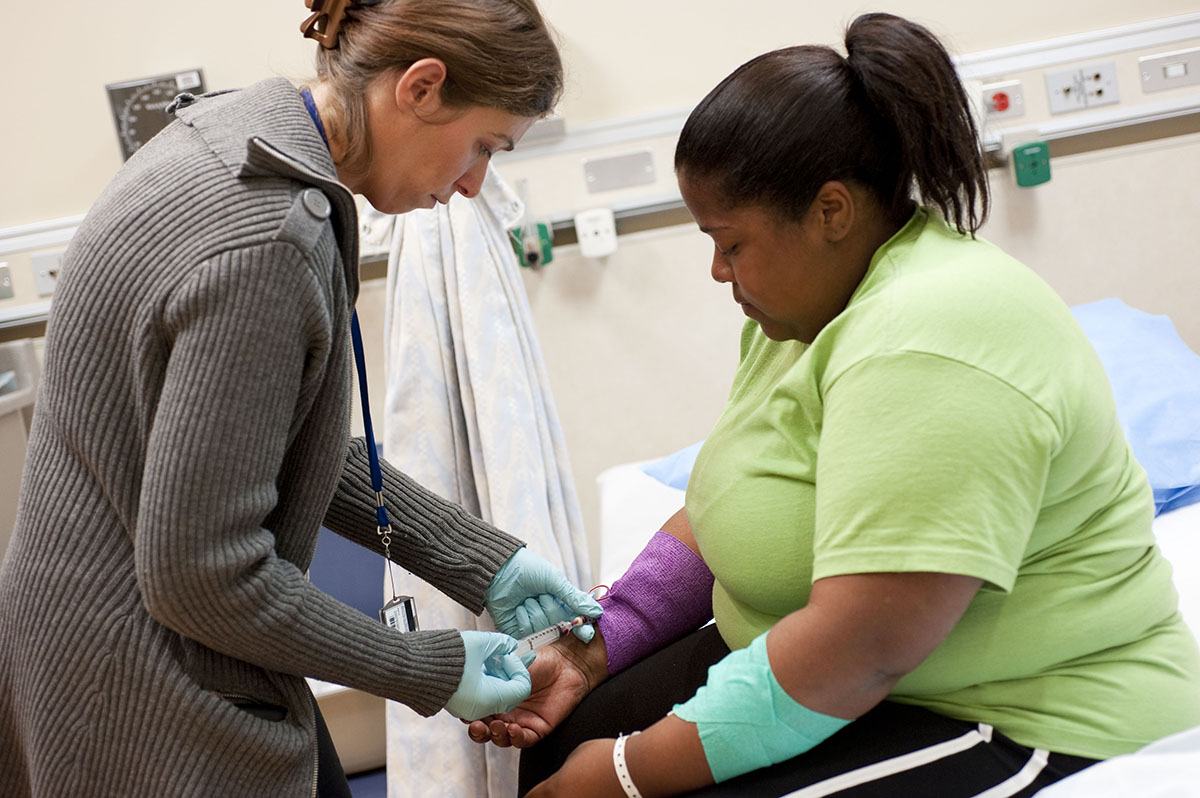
[811, 181, 854, 243]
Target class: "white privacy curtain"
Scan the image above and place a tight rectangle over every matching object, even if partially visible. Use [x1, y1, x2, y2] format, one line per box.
[374, 167, 591, 797]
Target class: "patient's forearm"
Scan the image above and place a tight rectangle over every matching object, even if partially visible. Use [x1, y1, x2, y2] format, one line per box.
[627, 714, 713, 796]
[769, 572, 982, 719]
[596, 527, 714, 674]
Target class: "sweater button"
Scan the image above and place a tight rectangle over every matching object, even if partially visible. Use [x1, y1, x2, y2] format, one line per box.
[302, 188, 331, 220]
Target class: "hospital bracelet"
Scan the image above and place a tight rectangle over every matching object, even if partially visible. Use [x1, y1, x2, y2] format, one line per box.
[612, 732, 644, 798]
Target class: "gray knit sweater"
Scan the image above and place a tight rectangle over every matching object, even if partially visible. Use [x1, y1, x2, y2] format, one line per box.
[0, 78, 523, 796]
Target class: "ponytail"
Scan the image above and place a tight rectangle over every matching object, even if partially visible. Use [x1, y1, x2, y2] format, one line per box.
[675, 13, 989, 236]
[844, 13, 988, 233]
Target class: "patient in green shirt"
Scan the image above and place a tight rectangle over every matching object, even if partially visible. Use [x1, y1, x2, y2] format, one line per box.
[468, 12, 1200, 798]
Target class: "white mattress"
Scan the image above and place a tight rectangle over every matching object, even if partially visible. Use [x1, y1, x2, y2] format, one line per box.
[1150, 500, 1200, 636]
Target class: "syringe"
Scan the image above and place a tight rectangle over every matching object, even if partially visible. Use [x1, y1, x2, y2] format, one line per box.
[513, 616, 589, 659]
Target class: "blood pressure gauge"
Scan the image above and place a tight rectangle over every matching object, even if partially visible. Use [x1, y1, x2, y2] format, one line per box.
[106, 69, 205, 161]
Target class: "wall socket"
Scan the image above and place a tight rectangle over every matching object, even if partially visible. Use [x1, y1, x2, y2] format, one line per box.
[31, 251, 63, 297]
[1046, 62, 1119, 114]
[1081, 62, 1119, 108]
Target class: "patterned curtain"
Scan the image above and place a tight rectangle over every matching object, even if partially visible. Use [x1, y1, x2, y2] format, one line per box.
[374, 167, 590, 797]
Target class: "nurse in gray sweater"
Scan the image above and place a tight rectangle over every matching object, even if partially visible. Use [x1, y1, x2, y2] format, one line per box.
[0, 1, 599, 795]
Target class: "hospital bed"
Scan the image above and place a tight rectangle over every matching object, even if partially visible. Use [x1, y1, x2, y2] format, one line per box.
[593, 466, 1200, 797]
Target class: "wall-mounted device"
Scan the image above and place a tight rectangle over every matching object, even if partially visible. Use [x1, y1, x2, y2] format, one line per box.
[509, 179, 555, 268]
[1013, 141, 1052, 187]
[574, 208, 618, 259]
[106, 69, 205, 160]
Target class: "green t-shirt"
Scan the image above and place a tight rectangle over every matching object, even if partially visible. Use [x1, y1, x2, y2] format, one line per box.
[686, 208, 1200, 759]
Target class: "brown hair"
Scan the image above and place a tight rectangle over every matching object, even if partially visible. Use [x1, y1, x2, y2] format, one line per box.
[675, 13, 989, 235]
[312, 0, 563, 178]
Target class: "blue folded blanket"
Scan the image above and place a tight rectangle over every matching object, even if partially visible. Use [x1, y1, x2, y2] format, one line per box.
[1073, 299, 1200, 515]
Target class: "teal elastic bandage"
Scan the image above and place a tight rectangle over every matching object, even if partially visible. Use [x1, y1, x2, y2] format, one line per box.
[673, 632, 852, 783]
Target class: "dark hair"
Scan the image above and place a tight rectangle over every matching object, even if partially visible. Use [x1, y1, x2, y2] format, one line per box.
[675, 13, 989, 235]
[313, 0, 562, 178]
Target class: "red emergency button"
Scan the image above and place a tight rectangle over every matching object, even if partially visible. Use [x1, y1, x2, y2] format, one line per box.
[990, 91, 1010, 113]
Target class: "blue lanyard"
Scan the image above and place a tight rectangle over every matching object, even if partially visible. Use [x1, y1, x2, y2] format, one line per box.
[300, 88, 393, 541]
[349, 313, 390, 533]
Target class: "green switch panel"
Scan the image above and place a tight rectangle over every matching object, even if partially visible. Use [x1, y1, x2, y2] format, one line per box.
[1013, 141, 1051, 187]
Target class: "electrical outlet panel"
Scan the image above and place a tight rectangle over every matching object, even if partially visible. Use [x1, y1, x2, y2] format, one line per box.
[0, 264, 13, 300]
[31, 251, 63, 297]
[981, 80, 1025, 121]
[1046, 68, 1087, 114]
[1140, 47, 1200, 93]
[1046, 62, 1118, 114]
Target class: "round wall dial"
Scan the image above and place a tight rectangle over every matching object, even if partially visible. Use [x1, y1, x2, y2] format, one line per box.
[106, 69, 204, 161]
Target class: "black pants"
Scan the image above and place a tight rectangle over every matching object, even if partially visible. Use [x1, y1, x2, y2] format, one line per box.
[519, 626, 1097, 797]
[315, 703, 353, 798]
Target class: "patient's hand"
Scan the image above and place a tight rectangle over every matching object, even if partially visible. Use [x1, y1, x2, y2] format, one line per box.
[467, 629, 607, 748]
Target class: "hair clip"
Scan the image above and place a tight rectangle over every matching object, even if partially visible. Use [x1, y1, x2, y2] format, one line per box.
[301, 0, 380, 49]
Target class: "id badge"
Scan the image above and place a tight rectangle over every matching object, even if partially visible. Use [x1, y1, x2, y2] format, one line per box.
[379, 595, 419, 632]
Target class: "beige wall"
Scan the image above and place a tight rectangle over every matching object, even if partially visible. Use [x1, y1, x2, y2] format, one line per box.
[5, 0, 1200, 226]
[546, 0, 1200, 124]
[986, 131, 1200, 348]
[4, 3, 1200, 564]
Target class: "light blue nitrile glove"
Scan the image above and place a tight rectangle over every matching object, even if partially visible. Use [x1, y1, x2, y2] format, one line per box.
[485, 547, 604, 646]
[444, 631, 531, 721]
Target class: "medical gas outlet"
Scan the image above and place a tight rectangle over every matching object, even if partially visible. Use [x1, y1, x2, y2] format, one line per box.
[981, 80, 1025, 121]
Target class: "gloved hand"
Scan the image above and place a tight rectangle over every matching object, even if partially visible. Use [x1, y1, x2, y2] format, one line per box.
[485, 548, 603, 645]
[444, 631, 532, 721]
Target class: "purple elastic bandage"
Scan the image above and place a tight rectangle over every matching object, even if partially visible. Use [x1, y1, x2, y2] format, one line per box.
[598, 530, 715, 675]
